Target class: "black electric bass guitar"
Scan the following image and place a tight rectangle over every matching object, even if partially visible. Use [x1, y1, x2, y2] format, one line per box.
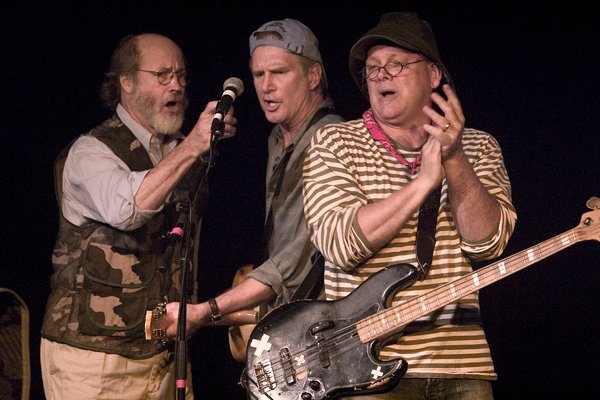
[241, 201, 600, 400]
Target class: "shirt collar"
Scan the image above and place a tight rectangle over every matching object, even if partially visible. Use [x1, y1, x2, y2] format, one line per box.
[116, 104, 154, 154]
[116, 104, 185, 153]
[273, 97, 335, 148]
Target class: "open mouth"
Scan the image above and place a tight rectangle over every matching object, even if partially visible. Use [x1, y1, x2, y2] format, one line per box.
[263, 98, 279, 111]
[165, 100, 180, 111]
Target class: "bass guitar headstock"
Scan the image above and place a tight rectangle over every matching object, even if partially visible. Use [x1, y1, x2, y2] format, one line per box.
[145, 302, 169, 345]
[578, 197, 600, 243]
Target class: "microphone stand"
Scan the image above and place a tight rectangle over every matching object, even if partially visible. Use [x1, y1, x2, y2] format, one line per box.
[170, 121, 222, 399]
[175, 215, 190, 400]
[163, 118, 223, 399]
[161, 202, 192, 400]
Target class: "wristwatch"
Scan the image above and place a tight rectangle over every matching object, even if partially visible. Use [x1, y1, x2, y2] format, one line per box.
[208, 298, 222, 323]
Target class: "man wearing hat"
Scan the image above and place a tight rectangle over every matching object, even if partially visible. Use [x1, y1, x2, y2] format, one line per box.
[302, 12, 516, 399]
[163, 19, 343, 344]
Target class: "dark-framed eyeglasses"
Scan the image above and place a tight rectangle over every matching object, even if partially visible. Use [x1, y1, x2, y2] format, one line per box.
[137, 68, 190, 86]
[361, 59, 426, 80]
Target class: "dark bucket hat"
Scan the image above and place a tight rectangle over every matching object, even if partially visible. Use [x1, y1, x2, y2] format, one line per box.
[349, 12, 453, 95]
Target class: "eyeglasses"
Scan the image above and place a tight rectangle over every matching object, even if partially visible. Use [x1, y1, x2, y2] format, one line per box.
[362, 59, 426, 80]
[137, 68, 190, 86]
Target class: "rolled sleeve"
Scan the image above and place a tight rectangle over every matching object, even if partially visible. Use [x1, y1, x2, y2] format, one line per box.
[62, 135, 162, 230]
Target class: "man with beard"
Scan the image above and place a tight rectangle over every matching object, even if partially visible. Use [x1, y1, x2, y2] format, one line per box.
[40, 33, 236, 400]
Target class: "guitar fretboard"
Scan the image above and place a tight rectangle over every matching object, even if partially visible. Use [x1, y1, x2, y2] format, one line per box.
[357, 212, 598, 342]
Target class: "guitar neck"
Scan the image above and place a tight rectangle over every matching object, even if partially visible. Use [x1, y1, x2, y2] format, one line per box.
[215, 310, 258, 326]
[357, 223, 589, 342]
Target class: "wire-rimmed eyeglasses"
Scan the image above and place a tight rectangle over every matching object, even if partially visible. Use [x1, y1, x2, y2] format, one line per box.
[362, 59, 426, 80]
[137, 68, 190, 86]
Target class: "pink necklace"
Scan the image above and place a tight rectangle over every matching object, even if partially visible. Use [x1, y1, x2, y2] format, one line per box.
[363, 109, 422, 175]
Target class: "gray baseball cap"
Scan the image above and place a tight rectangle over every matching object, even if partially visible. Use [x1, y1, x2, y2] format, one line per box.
[249, 18, 327, 87]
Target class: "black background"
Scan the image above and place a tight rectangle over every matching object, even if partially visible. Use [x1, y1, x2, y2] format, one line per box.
[3, 1, 599, 399]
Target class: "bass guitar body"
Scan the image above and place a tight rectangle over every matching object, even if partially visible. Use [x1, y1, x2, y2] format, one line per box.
[241, 263, 419, 400]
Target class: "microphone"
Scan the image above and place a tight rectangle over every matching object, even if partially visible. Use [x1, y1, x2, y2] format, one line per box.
[211, 77, 244, 138]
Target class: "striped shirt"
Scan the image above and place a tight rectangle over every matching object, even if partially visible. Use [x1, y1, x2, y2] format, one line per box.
[302, 118, 517, 379]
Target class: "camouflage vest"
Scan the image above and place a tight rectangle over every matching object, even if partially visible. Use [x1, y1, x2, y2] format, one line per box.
[41, 115, 207, 359]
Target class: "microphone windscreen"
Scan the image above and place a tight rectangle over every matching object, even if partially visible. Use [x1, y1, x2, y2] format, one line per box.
[223, 77, 244, 96]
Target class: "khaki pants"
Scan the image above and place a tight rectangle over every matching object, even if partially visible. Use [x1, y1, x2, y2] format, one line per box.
[41, 338, 193, 400]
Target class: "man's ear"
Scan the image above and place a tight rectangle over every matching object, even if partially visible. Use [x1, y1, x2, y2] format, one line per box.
[429, 63, 443, 90]
[308, 63, 323, 90]
[120, 74, 134, 94]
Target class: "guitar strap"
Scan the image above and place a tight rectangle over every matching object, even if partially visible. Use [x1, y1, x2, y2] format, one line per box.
[261, 107, 335, 303]
[415, 185, 441, 280]
[290, 252, 324, 301]
[261, 107, 335, 255]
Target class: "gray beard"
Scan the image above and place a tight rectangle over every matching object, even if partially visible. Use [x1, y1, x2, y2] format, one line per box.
[131, 87, 187, 135]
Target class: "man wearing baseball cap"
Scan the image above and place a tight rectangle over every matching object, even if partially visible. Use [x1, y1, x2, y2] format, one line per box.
[237, 17, 343, 317]
[302, 12, 516, 399]
[163, 18, 344, 355]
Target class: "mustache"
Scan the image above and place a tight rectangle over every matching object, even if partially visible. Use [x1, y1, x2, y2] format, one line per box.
[165, 94, 189, 112]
